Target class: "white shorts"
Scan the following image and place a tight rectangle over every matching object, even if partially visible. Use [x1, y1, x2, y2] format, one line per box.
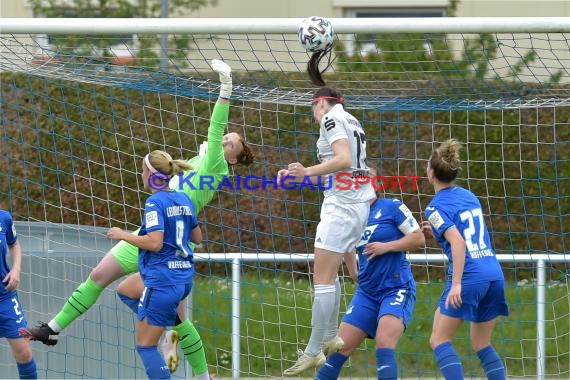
[314, 196, 370, 253]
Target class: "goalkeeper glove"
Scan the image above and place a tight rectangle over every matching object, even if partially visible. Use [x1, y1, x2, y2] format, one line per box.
[211, 59, 232, 99]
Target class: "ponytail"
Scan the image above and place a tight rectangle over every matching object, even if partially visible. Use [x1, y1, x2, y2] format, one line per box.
[307, 45, 335, 86]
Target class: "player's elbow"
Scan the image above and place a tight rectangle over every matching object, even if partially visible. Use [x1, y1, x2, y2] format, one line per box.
[148, 241, 163, 252]
[334, 151, 351, 169]
[191, 227, 203, 245]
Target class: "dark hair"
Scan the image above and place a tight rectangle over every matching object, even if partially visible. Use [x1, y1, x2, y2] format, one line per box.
[235, 138, 254, 167]
[429, 139, 462, 183]
[307, 45, 334, 86]
[312, 87, 345, 108]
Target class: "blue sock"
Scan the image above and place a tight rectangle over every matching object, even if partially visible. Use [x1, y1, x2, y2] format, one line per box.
[315, 352, 348, 380]
[376, 348, 398, 380]
[477, 346, 506, 380]
[17, 359, 37, 379]
[434, 342, 464, 380]
[118, 293, 139, 314]
[136, 345, 170, 379]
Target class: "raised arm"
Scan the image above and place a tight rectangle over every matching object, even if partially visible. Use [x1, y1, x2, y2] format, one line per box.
[201, 59, 232, 171]
[180, 60, 233, 213]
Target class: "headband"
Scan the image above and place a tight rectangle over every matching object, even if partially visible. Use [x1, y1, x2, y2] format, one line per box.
[144, 154, 158, 173]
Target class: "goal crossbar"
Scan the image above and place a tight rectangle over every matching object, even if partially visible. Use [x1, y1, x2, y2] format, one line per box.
[2, 17, 570, 34]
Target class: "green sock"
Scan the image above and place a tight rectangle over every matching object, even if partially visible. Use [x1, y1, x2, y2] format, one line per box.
[173, 319, 208, 376]
[53, 277, 104, 330]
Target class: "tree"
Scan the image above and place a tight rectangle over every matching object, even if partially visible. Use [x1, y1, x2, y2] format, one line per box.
[28, 0, 219, 69]
[335, 0, 561, 97]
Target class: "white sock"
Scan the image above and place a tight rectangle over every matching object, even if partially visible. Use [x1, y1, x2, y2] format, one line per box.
[305, 284, 336, 356]
[323, 277, 341, 342]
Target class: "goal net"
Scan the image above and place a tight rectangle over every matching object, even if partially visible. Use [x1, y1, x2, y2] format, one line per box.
[0, 17, 568, 379]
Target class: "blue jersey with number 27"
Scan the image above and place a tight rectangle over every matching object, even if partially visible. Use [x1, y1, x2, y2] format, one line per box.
[424, 186, 503, 285]
[138, 191, 198, 287]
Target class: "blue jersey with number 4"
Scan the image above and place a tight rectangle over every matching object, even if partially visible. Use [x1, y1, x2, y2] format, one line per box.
[138, 191, 198, 287]
[424, 186, 503, 284]
[355, 198, 420, 296]
[0, 210, 18, 302]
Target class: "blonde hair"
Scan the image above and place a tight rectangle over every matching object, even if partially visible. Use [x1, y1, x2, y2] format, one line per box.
[429, 139, 462, 183]
[146, 150, 192, 177]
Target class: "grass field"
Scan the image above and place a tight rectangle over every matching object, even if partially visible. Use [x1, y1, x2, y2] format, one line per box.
[188, 272, 569, 378]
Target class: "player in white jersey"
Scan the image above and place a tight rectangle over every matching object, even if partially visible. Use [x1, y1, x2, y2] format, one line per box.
[279, 87, 375, 376]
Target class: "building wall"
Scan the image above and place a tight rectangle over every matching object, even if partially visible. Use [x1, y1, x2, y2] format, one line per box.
[0, 0, 33, 17]
[2, 0, 570, 18]
[189, 0, 570, 18]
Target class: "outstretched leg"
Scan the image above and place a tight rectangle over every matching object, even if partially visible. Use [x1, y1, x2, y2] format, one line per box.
[21, 239, 139, 345]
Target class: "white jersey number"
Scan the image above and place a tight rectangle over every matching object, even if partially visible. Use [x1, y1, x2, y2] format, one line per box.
[175, 220, 190, 258]
[459, 208, 488, 253]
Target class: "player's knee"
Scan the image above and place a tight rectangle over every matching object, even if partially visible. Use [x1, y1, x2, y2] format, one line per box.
[471, 339, 491, 352]
[89, 265, 108, 285]
[375, 336, 398, 350]
[116, 280, 129, 296]
[429, 334, 442, 350]
[90, 263, 121, 287]
[12, 340, 33, 363]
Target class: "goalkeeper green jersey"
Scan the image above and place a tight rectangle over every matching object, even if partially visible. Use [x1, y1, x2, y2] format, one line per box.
[170, 102, 230, 213]
[111, 101, 230, 274]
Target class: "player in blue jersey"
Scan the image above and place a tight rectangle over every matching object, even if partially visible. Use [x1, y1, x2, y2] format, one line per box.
[315, 166, 425, 380]
[0, 210, 37, 379]
[421, 139, 508, 380]
[107, 150, 202, 380]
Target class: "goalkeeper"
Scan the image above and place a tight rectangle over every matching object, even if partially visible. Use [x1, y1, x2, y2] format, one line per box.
[21, 59, 253, 378]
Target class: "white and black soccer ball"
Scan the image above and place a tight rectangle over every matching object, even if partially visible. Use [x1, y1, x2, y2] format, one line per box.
[298, 16, 334, 53]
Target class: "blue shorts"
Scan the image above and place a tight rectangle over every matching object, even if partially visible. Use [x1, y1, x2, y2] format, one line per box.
[439, 280, 509, 322]
[342, 282, 416, 339]
[0, 293, 28, 339]
[137, 284, 192, 327]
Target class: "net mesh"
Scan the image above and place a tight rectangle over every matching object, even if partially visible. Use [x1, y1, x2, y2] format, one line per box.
[0, 27, 568, 378]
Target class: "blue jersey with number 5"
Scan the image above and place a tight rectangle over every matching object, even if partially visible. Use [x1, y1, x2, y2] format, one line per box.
[138, 191, 198, 287]
[424, 186, 503, 284]
[355, 198, 419, 296]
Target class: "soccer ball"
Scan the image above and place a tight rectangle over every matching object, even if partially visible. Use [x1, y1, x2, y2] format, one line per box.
[298, 16, 334, 53]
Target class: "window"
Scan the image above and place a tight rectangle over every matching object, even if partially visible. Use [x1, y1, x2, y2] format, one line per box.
[34, 7, 136, 65]
[342, 6, 446, 56]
